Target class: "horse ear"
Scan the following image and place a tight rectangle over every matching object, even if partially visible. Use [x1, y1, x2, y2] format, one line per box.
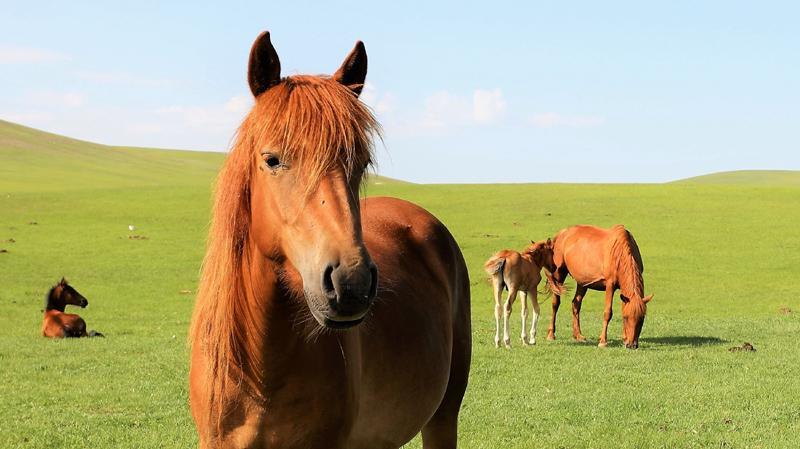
[59, 277, 66, 285]
[530, 240, 535, 245]
[643, 294, 654, 303]
[333, 41, 367, 96]
[248, 31, 281, 98]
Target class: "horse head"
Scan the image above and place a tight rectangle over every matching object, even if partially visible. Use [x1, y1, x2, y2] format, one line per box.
[243, 33, 379, 329]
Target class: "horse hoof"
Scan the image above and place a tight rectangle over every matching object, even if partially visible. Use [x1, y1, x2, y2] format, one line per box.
[574, 336, 587, 342]
[529, 339, 537, 345]
[598, 341, 608, 348]
[546, 334, 555, 341]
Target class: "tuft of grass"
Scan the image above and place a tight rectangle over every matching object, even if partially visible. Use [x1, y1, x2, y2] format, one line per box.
[1, 122, 799, 448]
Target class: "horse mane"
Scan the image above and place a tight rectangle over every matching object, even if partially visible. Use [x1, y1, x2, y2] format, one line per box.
[44, 278, 67, 311]
[609, 225, 647, 315]
[188, 74, 380, 434]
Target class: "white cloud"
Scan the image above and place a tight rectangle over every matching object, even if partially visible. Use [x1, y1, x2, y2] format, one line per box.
[223, 95, 251, 114]
[472, 88, 506, 123]
[155, 95, 252, 135]
[0, 45, 69, 64]
[529, 112, 605, 128]
[25, 90, 86, 108]
[360, 82, 396, 116]
[73, 70, 171, 87]
[420, 88, 506, 129]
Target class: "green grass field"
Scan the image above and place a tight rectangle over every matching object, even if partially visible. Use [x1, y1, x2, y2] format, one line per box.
[1, 120, 799, 448]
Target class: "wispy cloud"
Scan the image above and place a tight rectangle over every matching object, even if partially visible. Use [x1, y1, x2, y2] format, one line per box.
[360, 82, 396, 116]
[472, 88, 506, 123]
[73, 70, 171, 87]
[529, 112, 605, 128]
[0, 45, 70, 64]
[155, 95, 252, 134]
[26, 90, 87, 108]
[420, 88, 507, 129]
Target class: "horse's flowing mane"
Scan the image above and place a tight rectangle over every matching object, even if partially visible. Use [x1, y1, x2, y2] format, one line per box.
[189, 74, 380, 435]
[609, 225, 647, 316]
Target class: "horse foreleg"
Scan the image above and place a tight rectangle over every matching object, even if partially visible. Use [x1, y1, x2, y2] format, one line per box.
[503, 288, 518, 348]
[571, 285, 588, 341]
[599, 285, 615, 347]
[520, 290, 529, 345]
[492, 276, 503, 348]
[529, 289, 540, 345]
[547, 292, 560, 340]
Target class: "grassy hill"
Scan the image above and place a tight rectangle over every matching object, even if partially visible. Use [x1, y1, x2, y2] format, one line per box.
[674, 169, 800, 186]
[1, 121, 799, 448]
[0, 120, 406, 193]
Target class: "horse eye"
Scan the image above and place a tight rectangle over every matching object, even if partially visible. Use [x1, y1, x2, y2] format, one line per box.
[265, 155, 281, 168]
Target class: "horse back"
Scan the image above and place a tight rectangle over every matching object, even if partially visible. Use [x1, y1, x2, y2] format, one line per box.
[42, 311, 87, 338]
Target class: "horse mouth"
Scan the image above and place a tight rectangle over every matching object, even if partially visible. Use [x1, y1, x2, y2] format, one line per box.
[323, 316, 364, 329]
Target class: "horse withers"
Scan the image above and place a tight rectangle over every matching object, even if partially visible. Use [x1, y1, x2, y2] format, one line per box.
[189, 32, 471, 449]
[484, 239, 556, 348]
[546, 225, 653, 349]
[41, 278, 101, 338]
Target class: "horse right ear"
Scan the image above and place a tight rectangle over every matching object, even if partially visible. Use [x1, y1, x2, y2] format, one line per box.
[248, 31, 281, 98]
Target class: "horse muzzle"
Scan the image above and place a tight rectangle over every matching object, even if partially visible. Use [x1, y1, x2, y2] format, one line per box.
[312, 260, 378, 329]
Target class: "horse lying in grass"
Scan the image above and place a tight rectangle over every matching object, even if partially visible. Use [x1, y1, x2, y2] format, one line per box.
[484, 239, 556, 348]
[189, 32, 471, 449]
[546, 224, 653, 349]
[42, 278, 102, 338]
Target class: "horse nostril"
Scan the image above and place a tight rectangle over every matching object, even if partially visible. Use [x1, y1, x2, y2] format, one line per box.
[368, 264, 378, 299]
[322, 265, 336, 300]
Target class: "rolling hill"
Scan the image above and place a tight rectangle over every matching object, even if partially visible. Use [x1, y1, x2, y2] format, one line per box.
[673, 169, 800, 186]
[0, 120, 406, 192]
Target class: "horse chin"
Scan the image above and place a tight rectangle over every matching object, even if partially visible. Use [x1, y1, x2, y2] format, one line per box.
[305, 294, 367, 330]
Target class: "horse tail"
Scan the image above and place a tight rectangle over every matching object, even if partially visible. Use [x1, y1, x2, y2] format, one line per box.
[483, 254, 507, 291]
[87, 330, 105, 338]
[609, 225, 646, 308]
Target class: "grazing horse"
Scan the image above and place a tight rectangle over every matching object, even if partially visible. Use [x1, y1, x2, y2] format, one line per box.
[41, 278, 91, 338]
[484, 239, 556, 347]
[189, 32, 471, 449]
[545, 225, 653, 349]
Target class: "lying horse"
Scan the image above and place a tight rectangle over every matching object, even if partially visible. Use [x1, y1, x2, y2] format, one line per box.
[189, 32, 471, 449]
[42, 278, 101, 338]
[546, 225, 653, 348]
[484, 239, 556, 348]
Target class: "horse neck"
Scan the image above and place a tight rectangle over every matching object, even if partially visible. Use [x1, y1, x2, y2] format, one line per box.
[45, 289, 65, 312]
[238, 241, 316, 386]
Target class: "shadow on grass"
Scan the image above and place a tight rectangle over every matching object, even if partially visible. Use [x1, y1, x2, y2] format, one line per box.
[640, 335, 727, 347]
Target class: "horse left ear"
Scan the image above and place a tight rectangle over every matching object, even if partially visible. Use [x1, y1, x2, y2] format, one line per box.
[333, 41, 367, 96]
[643, 294, 654, 303]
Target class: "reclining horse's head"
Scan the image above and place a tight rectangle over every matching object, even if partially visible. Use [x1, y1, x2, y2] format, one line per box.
[243, 33, 379, 329]
[45, 278, 88, 312]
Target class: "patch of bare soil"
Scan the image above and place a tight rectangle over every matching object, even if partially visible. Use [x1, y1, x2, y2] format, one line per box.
[728, 342, 756, 352]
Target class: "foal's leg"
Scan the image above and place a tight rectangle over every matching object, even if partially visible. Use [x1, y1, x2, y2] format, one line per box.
[520, 290, 530, 345]
[571, 285, 588, 341]
[503, 288, 518, 348]
[492, 275, 504, 348]
[598, 285, 615, 348]
[529, 288, 541, 345]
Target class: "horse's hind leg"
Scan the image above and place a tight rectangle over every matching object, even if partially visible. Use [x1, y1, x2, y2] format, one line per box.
[492, 276, 504, 348]
[529, 289, 540, 345]
[571, 285, 588, 341]
[503, 288, 518, 348]
[520, 290, 530, 345]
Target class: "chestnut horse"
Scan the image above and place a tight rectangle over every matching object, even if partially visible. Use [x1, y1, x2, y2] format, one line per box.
[545, 225, 653, 348]
[189, 32, 471, 449]
[41, 278, 96, 338]
[484, 239, 556, 348]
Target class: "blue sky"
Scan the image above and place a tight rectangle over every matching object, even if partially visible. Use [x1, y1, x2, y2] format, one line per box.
[1, 1, 798, 183]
